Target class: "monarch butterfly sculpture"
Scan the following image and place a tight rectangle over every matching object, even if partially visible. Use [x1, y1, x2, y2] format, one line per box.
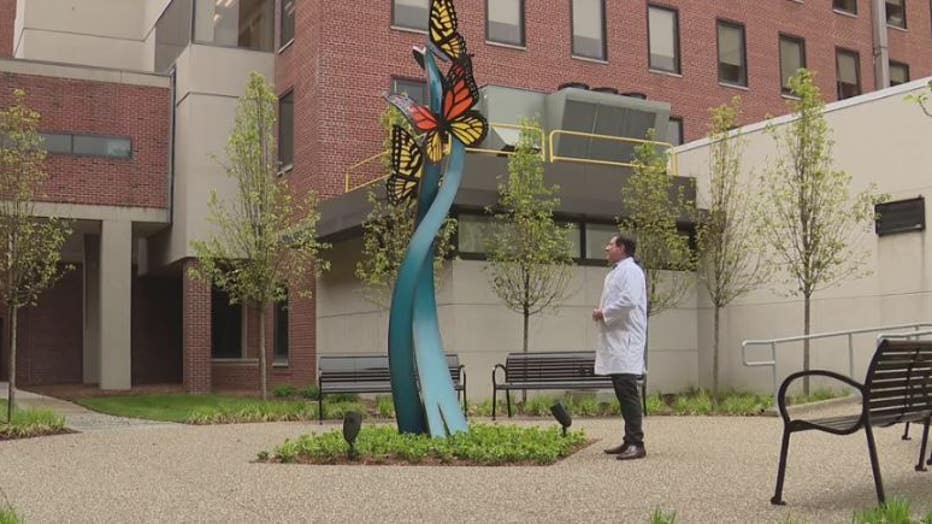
[385, 0, 488, 436]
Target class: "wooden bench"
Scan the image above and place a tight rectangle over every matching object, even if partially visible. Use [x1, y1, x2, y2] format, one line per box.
[317, 354, 466, 423]
[491, 351, 645, 420]
[771, 339, 932, 505]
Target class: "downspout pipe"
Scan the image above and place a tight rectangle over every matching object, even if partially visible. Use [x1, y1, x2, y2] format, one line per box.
[871, 0, 890, 89]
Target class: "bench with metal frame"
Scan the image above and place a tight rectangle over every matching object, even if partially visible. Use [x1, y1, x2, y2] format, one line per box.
[317, 354, 467, 423]
[491, 351, 646, 420]
[771, 339, 932, 505]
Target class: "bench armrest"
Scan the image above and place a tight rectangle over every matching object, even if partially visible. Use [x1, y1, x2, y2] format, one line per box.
[776, 370, 864, 422]
[492, 364, 506, 388]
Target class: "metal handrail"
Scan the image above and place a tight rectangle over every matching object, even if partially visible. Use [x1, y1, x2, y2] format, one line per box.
[742, 322, 932, 402]
[342, 122, 546, 193]
[547, 129, 680, 175]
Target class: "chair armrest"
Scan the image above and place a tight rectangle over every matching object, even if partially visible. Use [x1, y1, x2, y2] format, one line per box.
[492, 364, 506, 388]
[458, 364, 466, 386]
[776, 370, 864, 422]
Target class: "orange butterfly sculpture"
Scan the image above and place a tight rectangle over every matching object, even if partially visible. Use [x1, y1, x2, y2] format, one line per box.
[385, 55, 488, 162]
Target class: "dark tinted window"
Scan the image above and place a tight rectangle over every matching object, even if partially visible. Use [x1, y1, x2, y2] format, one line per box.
[391, 78, 428, 106]
[717, 21, 747, 86]
[779, 35, 806, 94]
[836, 49, 861, 99]
[280, 0, 295, 47]
[487, 0, 525, 46]
[833, 0, 858, 14]
[886, 0, 907, 27]
[73, 136, 132, 158]
[278, 91, 294, 168]
[890, 61, 910, 86]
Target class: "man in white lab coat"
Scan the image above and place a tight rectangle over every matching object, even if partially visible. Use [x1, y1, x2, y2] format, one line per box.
[592, 233, 647, 460]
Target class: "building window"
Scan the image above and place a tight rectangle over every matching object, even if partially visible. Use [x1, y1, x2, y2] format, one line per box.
[391, 78, 428, 106]
[154, 0, 193, 73]
[833, 0, 858, 14]
[211, 287, 243, 359]
[572, 0, 606, 60]
[886, 0, 907, 27]
[889, 61, 910, 85]
[278, 91, 293, 169]
[836, 48, 861, 99]
[584, 223, 617, 260]
[274, 293, 288, 364]
[393, 0, 429, 30]
[717, 20, 747, 87]
[779, 34, 806, 94]
[648, 5, 680, 73]
[667, 117, 683, 146]
[280, 0, 295, 48]
[194, 0, 274, 51]
[457, 214, 491, 254]
[487, 0, 525, 46]
[40, 133, 132, 159]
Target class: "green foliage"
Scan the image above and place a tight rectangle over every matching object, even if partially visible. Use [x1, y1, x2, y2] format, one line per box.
[325, 393, 360, 403]
[788, 387, 850, 405]
[272, 384, 298, 398]
[188, 72, 329, 400]
[264, 423, 587, 465]
[853, 497, 932, 524]
[300, 384, 320, 400]
[620, 129, 694, 318]
[186, 401, 315, 424]
[484, 118, 574, 353]
[321, 401, 366, 420]
[0, 407, 65, 439]
[649, 507, 677, 524]
[0, 89, 73, 420]
[375, 396, 395, 418]
[354, 106, 456, 308]
[0, 506, 23, 524]
[697, 97, 766, 401]
[904, 80, 932, 118]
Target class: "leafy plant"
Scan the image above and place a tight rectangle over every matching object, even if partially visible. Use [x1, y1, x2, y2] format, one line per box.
[272, 384, 297, 398]
[0, 407, 66, 439]
[375, 396, 395, 418]
[649, 507, 677, 524]
[853, 497, 927, 524]
[300, 385, 320, 400]
[0, 506, 23, 524]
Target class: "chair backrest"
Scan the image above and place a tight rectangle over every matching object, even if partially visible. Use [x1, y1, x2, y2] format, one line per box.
[504, 351, 608, 383]
[864, 339, 932, 420]
[318, 354, 462, 385]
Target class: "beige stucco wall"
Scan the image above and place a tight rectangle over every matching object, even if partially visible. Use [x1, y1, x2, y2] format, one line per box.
[676, 77, 932, 395]
[317, 237, 701, 401]
[13, 0, 152, 71]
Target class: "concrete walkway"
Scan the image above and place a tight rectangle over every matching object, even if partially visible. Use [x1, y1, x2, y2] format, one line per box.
[1, 402, 930, 523]
[0, 383, 175, 432]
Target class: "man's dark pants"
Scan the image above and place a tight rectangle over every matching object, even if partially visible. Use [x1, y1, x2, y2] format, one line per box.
[610, 373, 644, 448]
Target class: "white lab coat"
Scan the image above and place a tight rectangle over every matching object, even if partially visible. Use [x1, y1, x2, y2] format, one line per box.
[594, 257, 647, 376]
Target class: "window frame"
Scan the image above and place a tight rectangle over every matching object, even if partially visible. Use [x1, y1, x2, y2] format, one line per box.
[277, 89, 294, 172]
[279, 0, 295, 51]
[39, 132, 133, 160]
[716, 19, 748, 87]
[390, 77, 429, 106]
[832, 0, 858, 14]
[889, 60, 910, 85]
[778, 33, 807, 95]
[667, 117, 684, 146]
[273, 291, 289, 366]
[647, 4, 681, 74]
[192, 0, 276, 52]
[835, 47, 862, 100]
[886, 0, 908, 27]
[570, 0, 608, 61]
[391, 0, 429, 32]
[485, 0, 526, 47]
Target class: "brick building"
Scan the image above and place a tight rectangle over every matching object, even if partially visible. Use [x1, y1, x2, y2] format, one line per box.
[0, 0, 930, 395]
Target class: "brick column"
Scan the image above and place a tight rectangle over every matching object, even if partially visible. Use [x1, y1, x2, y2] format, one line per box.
[183, 259, 211, 393]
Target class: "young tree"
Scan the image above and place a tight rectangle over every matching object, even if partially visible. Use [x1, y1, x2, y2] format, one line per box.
[905, 80, 932, 118]
[190, 72, 329, 400]
[620, 130, 694, 319]
[696, 97, 766, 402]
[484, 119, 574, 374]
[0, 90, 72, 420]
[757, 69, 882, 395]
[354, 107, 456, 308]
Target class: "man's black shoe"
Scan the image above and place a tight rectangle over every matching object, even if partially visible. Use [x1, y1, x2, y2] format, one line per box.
[603, 443, 629, 455]
[616, 446, 646, 460]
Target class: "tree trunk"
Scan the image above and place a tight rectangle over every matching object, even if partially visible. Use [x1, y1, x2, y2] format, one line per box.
[258, 302, 268, 401]
[802, 293, 811, 397]
[522, 271, 529, 404]
[712, 305, 720, 406]
[7, 304, 17, 422]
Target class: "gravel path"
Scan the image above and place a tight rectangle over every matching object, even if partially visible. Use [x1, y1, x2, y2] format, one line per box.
[1, 402, 930, 523]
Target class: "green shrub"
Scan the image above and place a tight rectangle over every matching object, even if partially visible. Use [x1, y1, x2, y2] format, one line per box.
[0, 506, 23, 524]
[648, 507, 676, 524]
[272, 385, 297, 398]
[325, 393, 360, 403]
[672, 390, 713, 415]
[264, 423, 587, 466]
[0, 408, 66, 439]
[300, 385, 320, 400]
[468, 399, 509, 417]
[375, 396, 395, 418]
[321, 401, 366, 420]
[185, 401, 314, 424]
[789, 387, 850, 405]
[521, 395, 558, 416]
[716, 392, 770, 416]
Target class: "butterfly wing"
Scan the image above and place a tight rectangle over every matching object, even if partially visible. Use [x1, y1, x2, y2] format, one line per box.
[429, 0, 467, 62]
[448, 110, 488, 148]
[385, 93, 439, 133]
[442, 55, 480, 122]
[423, 131, 447, 163]
[386, 125, 424, 204]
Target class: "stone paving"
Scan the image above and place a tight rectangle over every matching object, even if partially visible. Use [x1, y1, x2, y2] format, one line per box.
[0, 399, 930, 523]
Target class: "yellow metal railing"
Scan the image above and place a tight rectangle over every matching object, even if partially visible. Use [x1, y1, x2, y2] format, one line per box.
[343, 123, 545, 193]
[548, 129, 680, 175]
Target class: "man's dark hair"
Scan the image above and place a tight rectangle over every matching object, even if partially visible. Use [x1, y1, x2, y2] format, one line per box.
[613, 233, 636, 257]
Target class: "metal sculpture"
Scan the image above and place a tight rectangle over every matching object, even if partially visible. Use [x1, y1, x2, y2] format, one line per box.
[384, 0, 488, 437]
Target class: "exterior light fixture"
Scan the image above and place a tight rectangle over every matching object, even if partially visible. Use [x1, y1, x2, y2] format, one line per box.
[550, 401, 572, 437]
[343, 412, 363, 459]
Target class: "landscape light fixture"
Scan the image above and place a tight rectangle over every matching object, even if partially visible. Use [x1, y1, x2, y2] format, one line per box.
[550, 401, 572, 437]
[342, 412, 363, 459]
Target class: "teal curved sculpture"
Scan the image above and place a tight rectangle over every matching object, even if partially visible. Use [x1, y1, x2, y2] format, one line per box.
[384, 0, 486, 436]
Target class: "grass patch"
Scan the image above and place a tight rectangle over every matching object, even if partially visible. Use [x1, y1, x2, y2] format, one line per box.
[261, 423, 588, 466]
[648, 507, 677, 524]
[0, 408, 67, 440]
[853, 497, 932, 524]
[788, 387, 851, 406]
[0, 506, 23, 524]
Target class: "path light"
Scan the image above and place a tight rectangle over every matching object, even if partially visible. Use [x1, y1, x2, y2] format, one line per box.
[550, 402, 572, 437]
[343, 412, 362, 459]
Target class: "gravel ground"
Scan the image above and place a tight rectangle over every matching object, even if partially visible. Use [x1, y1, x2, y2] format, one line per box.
[1, 402, 930, 523]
